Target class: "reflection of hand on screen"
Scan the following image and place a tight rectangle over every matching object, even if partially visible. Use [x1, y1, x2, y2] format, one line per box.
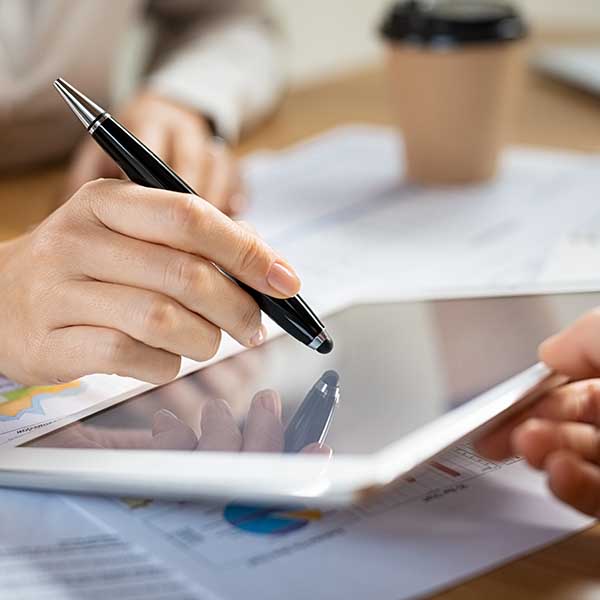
[196, 390, 330, 455]
[33, 390, 331, 456]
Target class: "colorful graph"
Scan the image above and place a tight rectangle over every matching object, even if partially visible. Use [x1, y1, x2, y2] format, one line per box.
[0, 380, 81, 421]
[223, 503, 323, 535]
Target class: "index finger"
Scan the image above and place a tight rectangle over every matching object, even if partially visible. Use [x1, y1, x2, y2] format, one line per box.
[81, 179, 301, 298]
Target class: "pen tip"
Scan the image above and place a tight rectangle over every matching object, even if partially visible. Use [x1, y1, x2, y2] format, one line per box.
[321, 370, 339, 386]
[316, 334, 334, 355]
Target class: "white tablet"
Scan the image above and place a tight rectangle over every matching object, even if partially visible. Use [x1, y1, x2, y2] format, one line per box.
[0, 290, 596, 506]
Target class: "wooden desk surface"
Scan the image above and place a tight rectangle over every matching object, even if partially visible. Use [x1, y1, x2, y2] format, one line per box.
[1, 32, 600, 598]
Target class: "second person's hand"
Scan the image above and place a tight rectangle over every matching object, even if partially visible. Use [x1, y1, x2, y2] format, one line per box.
[65, 92, 246, 215]
[476, 309, 600, 516]
[0, 179, 300, 385]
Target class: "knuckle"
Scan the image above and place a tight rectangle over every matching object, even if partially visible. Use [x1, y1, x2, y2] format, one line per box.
[235, 300, 261, 339]
[581, 381, 600, 424]
[79, 178, 105, 196]
[171, 194, 205, 234]
[167, 257, 205, 299]
[100, 330, 132, 366]
[74, 179, 110, 211]
[143, 297, 178, 336]
[198, 326, 222, 361]
[235, 234, 267, 277]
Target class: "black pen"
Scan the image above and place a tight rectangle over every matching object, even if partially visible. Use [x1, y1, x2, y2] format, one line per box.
[284, 370, 339, 453]
[54, 78, 333, 354]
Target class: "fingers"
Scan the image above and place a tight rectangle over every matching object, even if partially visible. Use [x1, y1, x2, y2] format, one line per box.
[171, 120, 211, 194]
[540, 309, 600, 379]
[204, 142, 246, 216]
[75, 229, 264, 348]
[80, 179, 300, 298]
[199, 350, 263, 400]
[196, 399, 242, 452]
[30, 423, 104, 449]
[474, 418, 521, 461]
[40, 326, 180, 384]
[56, 281, 222, 363]
[475, 379, 600, 460]
[242, 390, 284, 452]
[168, 121, 245, 215]
[512, 418, 600, 468]
[151, 409, 198, 450]
[131, 121, 170, 162]
[546, 450, 600, 517]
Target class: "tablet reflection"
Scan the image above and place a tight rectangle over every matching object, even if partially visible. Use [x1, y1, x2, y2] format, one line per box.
[31, 367, 339, 458]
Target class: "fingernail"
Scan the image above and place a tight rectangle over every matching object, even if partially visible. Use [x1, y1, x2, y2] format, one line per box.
[152, 409, 180, 435]
[256, 390, 281, 419]
[204, 398, 232, 417]
[267, 261, 301, 296]
[249, 325, 266, 347]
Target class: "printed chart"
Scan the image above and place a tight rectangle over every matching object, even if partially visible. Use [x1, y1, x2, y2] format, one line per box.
[0, 374, 135, 446]
[117, 443, 514, 568]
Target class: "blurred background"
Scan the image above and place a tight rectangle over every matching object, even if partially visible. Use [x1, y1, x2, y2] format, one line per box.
[116, 0, 600, 99]
[267, 0, 600, 85]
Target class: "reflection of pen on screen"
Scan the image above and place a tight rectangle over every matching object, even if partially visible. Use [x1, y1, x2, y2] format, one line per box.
[284, 370, 340, 453]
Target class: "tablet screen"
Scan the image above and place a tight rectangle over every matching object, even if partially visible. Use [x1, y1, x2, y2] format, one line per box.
[31, 292, 600, 456]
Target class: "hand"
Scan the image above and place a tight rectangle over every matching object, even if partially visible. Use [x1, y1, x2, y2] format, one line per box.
[0, 179, 300, 385]
[66, 92, 246, 215]
[476, 309, 600, 516]
[35, 389, 331, 456]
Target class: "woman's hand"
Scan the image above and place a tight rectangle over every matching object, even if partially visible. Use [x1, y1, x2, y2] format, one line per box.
[66, 92, 246, 215]
[476, 309, 600, 516]
[0, 179, 300, 385]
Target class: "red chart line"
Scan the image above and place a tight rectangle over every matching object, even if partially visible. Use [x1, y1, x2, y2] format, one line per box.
[430, 461, 461, 478]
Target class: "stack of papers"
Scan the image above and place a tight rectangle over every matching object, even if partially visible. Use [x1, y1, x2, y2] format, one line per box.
[245, 125, 600, 310]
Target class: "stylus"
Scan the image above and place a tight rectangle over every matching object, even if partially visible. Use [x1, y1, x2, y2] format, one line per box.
[53, 78, 334, 355]
[284, 370, 340, 452]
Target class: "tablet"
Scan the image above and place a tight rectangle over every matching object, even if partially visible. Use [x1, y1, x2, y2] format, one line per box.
[0, 290, 596, 506]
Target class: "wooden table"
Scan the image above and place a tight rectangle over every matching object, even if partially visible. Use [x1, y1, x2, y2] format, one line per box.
[1, 31, 600, 598]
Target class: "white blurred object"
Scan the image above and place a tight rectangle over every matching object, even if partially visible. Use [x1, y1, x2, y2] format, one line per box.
[533, 45, 600, 95]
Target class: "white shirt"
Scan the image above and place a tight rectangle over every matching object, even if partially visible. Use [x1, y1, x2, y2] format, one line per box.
[0, 0, 284, 170]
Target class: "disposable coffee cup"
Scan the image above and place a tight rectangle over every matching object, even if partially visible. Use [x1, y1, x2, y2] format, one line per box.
[380, 1, 528, 185]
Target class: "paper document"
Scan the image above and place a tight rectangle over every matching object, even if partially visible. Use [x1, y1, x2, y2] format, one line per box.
[1, 125, 600, 447]
[245, 126, 600, 310]
[6, 444, 590, 600]
[0, 488, 213, 600]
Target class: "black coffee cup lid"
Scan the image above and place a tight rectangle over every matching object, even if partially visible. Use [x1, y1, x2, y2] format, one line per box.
[380, 1, 527, 46]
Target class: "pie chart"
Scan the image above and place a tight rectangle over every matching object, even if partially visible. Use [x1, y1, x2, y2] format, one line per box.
[223, 503, 322, 535]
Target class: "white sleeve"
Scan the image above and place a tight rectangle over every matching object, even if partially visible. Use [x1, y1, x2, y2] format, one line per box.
[144, 0, 285, 142]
